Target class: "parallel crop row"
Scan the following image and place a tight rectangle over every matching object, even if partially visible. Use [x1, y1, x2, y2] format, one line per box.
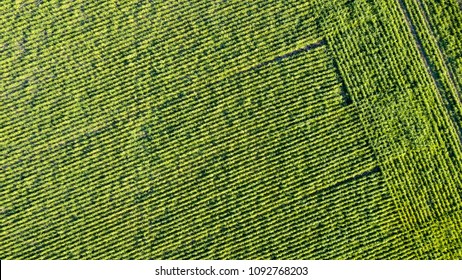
[324, 0, 462, 256]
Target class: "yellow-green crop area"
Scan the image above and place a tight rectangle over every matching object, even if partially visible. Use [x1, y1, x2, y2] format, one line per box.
[1, 0, 462, 259]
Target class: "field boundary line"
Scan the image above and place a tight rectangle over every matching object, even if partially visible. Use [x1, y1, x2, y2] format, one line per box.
[330, 54, 353, 106]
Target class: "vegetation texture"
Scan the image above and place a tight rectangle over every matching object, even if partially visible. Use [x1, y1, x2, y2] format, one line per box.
[1, 0, 462, 259]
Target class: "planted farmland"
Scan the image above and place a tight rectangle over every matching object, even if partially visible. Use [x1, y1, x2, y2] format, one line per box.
[1, 0, 461, 259]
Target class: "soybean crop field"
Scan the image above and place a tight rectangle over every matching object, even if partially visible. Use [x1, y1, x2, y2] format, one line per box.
[1, 0, 462, 259]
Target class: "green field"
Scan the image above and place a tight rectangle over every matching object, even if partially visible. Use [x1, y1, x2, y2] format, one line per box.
[1, 0, 462, 259]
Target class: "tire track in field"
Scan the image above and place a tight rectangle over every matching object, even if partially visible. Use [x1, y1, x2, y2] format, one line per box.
[414, 0, 462, 100]
[396, 0, 462, 145]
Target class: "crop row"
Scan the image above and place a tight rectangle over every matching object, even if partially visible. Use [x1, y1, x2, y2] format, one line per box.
[323, 0, 462, 255]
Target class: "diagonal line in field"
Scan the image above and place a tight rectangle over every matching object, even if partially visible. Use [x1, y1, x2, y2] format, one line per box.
[320, 166, 381, 193]
[164, 165, 382, 256]
[330, 52, 353, 106]
[3, 39, 351, 172]
[244, 38, 352, 106]
[396, 0, 462, 145]
[248, 39, 327, 71]
[413, 0, 461, 100]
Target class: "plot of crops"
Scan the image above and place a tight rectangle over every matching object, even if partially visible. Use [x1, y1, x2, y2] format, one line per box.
[1, 0, 462, 259]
